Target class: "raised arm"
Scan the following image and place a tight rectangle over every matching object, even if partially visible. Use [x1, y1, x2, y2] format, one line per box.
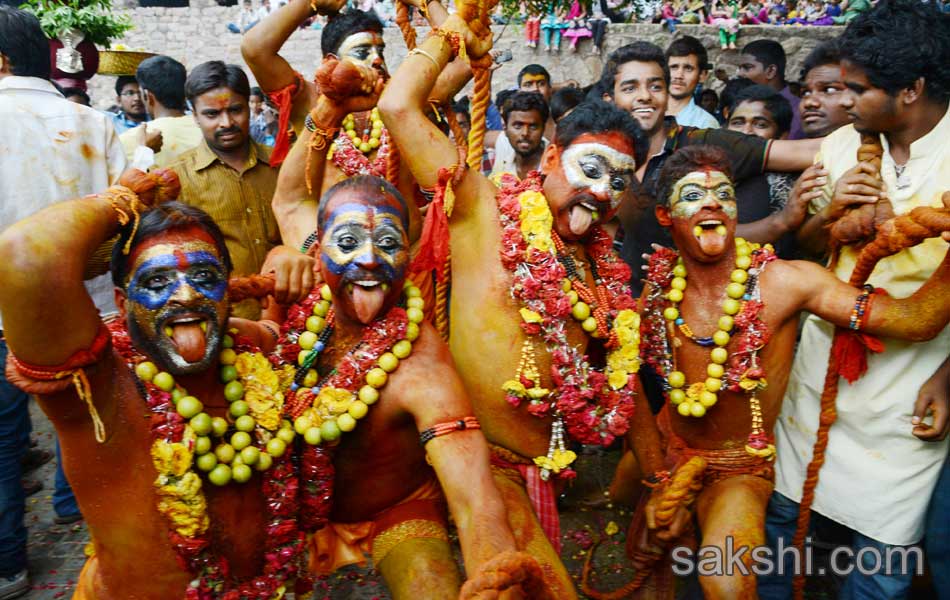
[0, 171, 166, 365]
[401, 324, 518, 572]
[272, 59, 384, 249]
[241, 0, 343, 125]
[377, 15, 496, 224]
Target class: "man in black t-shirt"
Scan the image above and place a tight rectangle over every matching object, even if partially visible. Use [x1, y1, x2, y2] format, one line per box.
[598, 42, 821, 294]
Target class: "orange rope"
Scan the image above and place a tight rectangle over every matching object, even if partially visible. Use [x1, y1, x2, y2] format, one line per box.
[435, 254, 451, 340]
[466, 56, 493, 170]
[581, 457, 706, 600]
[395, 2, 417, 50]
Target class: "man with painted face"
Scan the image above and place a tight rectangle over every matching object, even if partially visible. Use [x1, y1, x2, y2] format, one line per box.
[0, 169, 325, 598]
[598, 41, 821, 296]
[628, 144, 950, 599]
[238, 174, 526, 598]
[378, 16, 665, 597]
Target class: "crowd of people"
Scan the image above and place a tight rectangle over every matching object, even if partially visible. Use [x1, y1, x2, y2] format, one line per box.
[1, 0, 949, 599]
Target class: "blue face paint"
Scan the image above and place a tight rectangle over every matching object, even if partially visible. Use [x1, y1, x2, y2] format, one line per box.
[128, 250, 227, 310]
[319, 202, 408, 281]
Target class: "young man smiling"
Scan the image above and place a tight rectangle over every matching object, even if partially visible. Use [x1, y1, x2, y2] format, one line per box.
[598, 41, 820, 294]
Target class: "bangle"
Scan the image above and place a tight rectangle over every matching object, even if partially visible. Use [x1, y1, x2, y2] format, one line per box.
[304, 113, 339, 151]
[300, 231, 319, 253]
[848, 284, 875, 331]
[408, 47, 441, 70]
[419, 416, 480, 446]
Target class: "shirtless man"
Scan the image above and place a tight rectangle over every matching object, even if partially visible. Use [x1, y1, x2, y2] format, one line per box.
[249, 174, 524, 598]
[241, 0, 458, 253]
[377, 16, 665, 598]
[0, 170, 518, 599]
[633, 145, 950, 598]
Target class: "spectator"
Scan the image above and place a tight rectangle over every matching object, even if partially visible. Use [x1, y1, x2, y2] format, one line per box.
[719, 75, 755, 122]
[110, 75, 149, 134]
[61, 86, 90, 106]
[491, 91, 549, 180]
[525, 5, 541, 48]
[120, 55, 202, 169]
[588, 0, 610, 55]
[563, 0, 592, 53]
[168, 61, 280, 320]
[665, 35, 719, 128]
[249, 85, 269, 144]
[257, 0, 274, 21]
[517, 63, 557, 139]
[798, 39, 850, 138]
[541, 3, 567, 52]
[549, 85, 585, 123]
[726, 83, 791, 139]
[833, 0, 870, 23]
[227, 0, 259, 33]
[699, 87, 719, 117]
[725, 84, 804, 255]
[0, 7, 126, 597]
[660, 0, 679, 31]
[709, 0, 740, 50]
[739, 39, 804, 138]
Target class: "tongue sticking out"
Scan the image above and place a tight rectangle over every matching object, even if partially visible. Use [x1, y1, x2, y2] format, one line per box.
[695, 225, 728, 256]
[569, 204, 594, 236]
[351, 285, 386, 324]
[169, 322, 207, 363]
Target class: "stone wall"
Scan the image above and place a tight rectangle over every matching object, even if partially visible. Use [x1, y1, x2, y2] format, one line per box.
[88, 2, 842, 109]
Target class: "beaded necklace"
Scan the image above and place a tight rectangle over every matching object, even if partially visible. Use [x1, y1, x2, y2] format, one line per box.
[641, 240, 777, 458]
[273, 281, 425, 446]
[496, 172, 641, 479]
[108, 320, 306, 599]
[327, 108, 392, 178]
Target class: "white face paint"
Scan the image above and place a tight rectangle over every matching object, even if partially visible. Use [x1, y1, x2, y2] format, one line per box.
[669, 171, 738, 220]
[336, 31, 387, 74]
[560, 142, 637, 210]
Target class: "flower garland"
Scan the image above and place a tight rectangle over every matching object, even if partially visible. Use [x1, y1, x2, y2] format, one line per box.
[327, 108, 393, 178]
[640, 240, 777, 458]
[107, 320, 309, 600]
[495, 173, 640, 478]
[273, 281, 424, 446]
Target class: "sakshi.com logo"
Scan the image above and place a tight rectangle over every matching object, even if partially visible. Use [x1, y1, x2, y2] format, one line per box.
[671, 537, 923, 577]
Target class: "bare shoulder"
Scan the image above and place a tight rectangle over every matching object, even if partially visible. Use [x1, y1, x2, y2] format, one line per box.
[758, 259, 822, 313]
[389, 321, 471, 421]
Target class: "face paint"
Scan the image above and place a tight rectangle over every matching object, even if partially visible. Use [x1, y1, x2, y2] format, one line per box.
[319, 199, 408, 324]
[124, 236, 229, 375]
[560, 142, 637, 211]
[669, 171, 737, 220]
[336, 31, 387, 75]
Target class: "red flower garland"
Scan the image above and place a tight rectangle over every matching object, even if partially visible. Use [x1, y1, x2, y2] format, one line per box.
[331, 127, 392, 178]
[107, 320, 312, 600]
[495, 172, 637, 446]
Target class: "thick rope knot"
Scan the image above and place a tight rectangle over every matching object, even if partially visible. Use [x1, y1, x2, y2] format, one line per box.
[459, 551, 555, 599]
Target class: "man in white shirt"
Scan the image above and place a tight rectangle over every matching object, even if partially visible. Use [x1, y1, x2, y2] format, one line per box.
[0, 7, 126, 598]
[665, 35, 719, 129]
[490, 91, 549, 181]
[120, 55, 202, 169]
[761, 2, 950, 598]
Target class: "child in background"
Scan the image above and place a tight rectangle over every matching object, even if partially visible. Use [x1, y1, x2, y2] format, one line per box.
[710, 0, 740, 49]
[563, 0, 593, 52]
[524, 2, 541, 48]
[541, 1, 568, 52]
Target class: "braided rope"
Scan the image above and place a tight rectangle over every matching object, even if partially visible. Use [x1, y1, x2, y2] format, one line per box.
[228, 274, 276, 303]
[395, 2, 417, 51]
[580, 457, 706, 600]
[435, 254, 451, 340]
[466, 56, 493, 170]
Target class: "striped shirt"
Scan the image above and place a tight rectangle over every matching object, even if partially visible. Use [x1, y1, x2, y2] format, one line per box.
[169, 139, 280, 319]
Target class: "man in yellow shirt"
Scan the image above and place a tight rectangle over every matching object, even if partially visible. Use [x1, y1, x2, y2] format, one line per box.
[120, 56, 202, 169]
[169, 60, 281, 320]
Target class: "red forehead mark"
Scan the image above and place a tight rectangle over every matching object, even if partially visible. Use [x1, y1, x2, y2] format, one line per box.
[174, 249, 189, 270]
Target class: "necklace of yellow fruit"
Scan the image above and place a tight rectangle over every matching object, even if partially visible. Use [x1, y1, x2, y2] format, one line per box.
[662, 236, 755, 418]
[288, 280, 426, 447]
[337, 107, 384, 155]
[133, 334, 296, 487]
